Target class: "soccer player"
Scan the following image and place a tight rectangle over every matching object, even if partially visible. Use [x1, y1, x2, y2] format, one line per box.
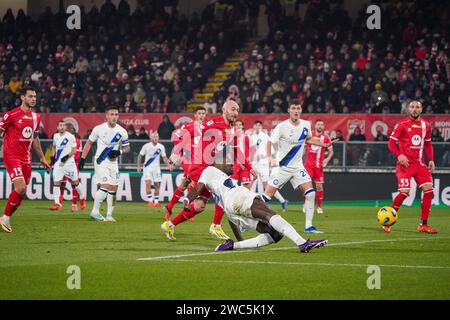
[0, 86, 51, 233]
[49, 120, 86, 211]
[165, 107, 206, 219]
[249, 120, 289, 211]
[262, 99, 335, 234]
[161, 99, 240, 240]
[78, 106, 130, 222]
[304, 120, 334, 214]
[231, 119, 255, 189]
[183, 166, 328, 253]
[388, 100, 438, 234]
[137, 131, 173, 207]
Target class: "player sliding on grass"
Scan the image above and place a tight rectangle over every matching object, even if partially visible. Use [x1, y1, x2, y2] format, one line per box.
[137, 131, 173, 207]
[0, 86, 51, 233]
[388, 100, 438, 234]
[182, 166, 328, 253]
[78, 106, 130, 222]
[262, 100, 336, 234]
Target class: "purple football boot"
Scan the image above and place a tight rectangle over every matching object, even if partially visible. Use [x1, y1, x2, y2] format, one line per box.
[215, 239, 234, 251]
[299, 239, 328, 253]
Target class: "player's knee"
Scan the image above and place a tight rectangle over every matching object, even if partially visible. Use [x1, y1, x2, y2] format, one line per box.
[398, 189, 410, 197]
[304, 188, 316, 201]
[15, 185, 27, 195]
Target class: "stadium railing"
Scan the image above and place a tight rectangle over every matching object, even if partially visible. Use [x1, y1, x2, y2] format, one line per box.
[1, 140, 449, 172]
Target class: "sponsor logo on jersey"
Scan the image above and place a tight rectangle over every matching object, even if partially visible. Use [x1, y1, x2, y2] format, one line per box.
[411, 134, 422, 146]
[22, 115, 32, 120]
[22, 126, 33, 138]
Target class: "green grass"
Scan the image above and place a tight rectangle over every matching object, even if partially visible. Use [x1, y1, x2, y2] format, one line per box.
[0, 200, 449, 300]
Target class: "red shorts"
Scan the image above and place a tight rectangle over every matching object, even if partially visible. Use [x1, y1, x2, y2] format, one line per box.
[236, 169, 252, 184]
[396, 162, 432, 189]
[305, 165, 324, 184]
[4, 158, 32, 185]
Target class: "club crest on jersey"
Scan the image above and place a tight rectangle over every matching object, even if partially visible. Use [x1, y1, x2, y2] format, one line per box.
[411, 134, 422, 146]
[22, 126, 33, 138]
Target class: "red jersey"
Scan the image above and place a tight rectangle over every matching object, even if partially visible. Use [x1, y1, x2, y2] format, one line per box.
[74, 137, 82, 163]
[233, 131, 252, 171]
[172, 120, 203, 165]
[305, 133, 331, 169]
[0, 107, 41, 164]
[389, 117, 433, 165]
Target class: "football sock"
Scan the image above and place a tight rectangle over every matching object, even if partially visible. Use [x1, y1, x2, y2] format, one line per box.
[392, 191, 409, 212]
[273, 191, 286, 203]
[106, 191, 116, 217]
[233, 234, 275, 249]
[304, 188, 316, 228]
[154, 195, 159, 204]
[4, 190, 24, 217]
[316, 189, 323, 207]
[59, 184, 65, 203]
[71, 187, 79, 205]
[261, 194, 271, 202]
[168, 187, 184, 210]
[421, 189, 433, 223]
[53, 186, 61, 205]
[269, 214, 306, 246]
[213, 204, 224, 225]
[73, 183, 84, 201]
[147, 194, 153, 202]
[172, 202, 197, 226]
[92, 188, 108, 214]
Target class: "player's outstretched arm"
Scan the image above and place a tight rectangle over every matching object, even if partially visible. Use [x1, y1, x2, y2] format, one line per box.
[424, 139, 435, 173]
[79, 139, 94, 169]
[137, 154, 143, 172]
[323, 145, 334, 167]
[306, 136, 338, 148]
[163, 156, 174, 171]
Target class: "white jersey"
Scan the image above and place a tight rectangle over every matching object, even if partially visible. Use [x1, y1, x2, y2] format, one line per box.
[250, 131, 270, 165]
[89, 122, 129, 165]
[270, 119, 311, 169]
[53, 132, 77, 165]
[139, 142, 166, 170]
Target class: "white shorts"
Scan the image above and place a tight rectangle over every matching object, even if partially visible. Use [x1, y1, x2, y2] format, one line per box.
[143, 167, 162, 183]
[53, 161, 79, 182]
[94, 161, 119, 186]
[253, 162, 270, 183]
[223, 186, 261, 231]
[268, 165, 311, 190]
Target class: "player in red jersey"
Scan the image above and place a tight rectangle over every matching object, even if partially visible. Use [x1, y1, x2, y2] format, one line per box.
[231, 119, 255, 189]
[59, 128, 86, 212]
[304, 120, 334, 214]
[388, 100, 438, 234]
[0, 87, 51, 233]
[165, 107, 206, 220]
[161, 99, 240, 240]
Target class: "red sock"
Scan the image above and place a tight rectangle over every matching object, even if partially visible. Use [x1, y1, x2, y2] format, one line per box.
[4, 190, 24, 217]
[316, 190, 323, 207]
[72, 187, 79, 205]
[172, 202, 198, 226]
[59, 184, 65, 204]
[167, 187, 184, 211]
[421, 190, 433, 222]
[392, 191, 408, 212]
[213, 204, 224, 225]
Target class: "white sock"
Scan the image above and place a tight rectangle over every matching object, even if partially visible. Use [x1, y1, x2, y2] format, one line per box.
[92, 188, 108, 214]
[74, 183, 85, 200]
[269, 214, 306, 246]
[261, 194, 272, 202]
[107, 192, 116, 217]
[147, 194, 153, 202]
[154, 195, 159, 204]
[304, 188, 316, 229]
[53, 186, 61, 205]
[233, 233, 275, 249]
[2, 215, 10, 223]
[274, 191, 286, 203]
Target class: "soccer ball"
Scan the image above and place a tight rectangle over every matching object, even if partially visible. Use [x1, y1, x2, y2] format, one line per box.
[377, 206, 398, 226]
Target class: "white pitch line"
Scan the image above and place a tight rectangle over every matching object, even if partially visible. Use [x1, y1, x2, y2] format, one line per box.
[157, 259, 450, 270]
[137, 236, 449, 261]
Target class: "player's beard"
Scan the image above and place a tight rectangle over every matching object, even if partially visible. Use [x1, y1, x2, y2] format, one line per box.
[410, 113, 420, 120]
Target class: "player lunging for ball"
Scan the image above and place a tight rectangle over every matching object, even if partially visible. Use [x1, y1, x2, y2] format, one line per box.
[0, 86, 51, 233]
[50, 120, 86, 211]
[388, 100, 438, 234]
[183, 166, 328, 253]
[78, 106, 130, 222]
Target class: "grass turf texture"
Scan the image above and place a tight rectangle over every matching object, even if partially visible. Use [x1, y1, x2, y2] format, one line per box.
[0, 200, 449, 300]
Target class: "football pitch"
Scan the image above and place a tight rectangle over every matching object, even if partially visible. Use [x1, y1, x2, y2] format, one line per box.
[0, 200, 449, 300]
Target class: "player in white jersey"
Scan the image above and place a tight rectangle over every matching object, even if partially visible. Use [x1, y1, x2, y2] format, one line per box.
[137, 131, 173, 207]
[183, 166, 327, 253]
[49, 120, 85, 211]
[78, 106, 130, 222]
[249, 120, 289, 211]
[262, 100, 336, 234]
